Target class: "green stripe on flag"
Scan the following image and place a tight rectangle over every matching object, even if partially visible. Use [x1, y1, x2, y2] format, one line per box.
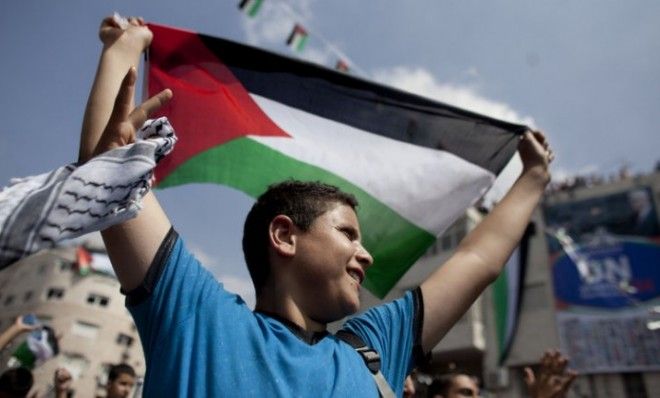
[492, 269, 509, 361]
[294, 35, 308, 52]
[239, 0, 263, 17]
[158, 137, 436, 297]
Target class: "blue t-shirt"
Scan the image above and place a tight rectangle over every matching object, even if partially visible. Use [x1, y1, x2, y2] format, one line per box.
[127, 229, 422, 397]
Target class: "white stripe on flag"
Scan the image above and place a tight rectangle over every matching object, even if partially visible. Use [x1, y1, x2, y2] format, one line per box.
[249, 95, 496, 234]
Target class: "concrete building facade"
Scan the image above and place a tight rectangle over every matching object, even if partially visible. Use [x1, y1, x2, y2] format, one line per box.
[0, 235, 144, 397]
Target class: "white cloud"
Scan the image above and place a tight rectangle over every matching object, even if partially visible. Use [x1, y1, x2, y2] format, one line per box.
[240, 0, 312, 46]
[189, 243, 256, 309]
[552, 164, 599, 182]
[218, 274, 256, 309]
[239, 0, 335, 68]
[372, 66, 535, 126]
[372, 66, 540, 204]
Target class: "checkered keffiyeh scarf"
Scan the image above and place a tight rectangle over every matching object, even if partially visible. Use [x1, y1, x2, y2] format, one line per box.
[0, 117, 177, 270]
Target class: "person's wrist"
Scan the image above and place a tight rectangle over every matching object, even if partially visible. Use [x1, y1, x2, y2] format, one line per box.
[521, 164, 551, 188]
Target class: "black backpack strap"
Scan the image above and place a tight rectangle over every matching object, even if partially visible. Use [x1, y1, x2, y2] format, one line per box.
[336, 330, 396, 398]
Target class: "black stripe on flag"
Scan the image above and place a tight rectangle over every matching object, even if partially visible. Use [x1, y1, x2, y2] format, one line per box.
[198, 33, 529, 174]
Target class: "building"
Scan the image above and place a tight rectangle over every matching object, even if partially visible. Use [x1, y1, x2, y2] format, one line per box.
[0, 233, 144, 397]
[361, 170, 660, 397]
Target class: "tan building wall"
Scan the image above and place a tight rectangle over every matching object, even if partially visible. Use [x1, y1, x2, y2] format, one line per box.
[0, 235, 144, 397]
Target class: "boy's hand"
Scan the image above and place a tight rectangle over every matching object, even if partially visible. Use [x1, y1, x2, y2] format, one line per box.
[519, 130, 554, 185]
[99, 14, 152, 52]
[91, 67, 172, 158]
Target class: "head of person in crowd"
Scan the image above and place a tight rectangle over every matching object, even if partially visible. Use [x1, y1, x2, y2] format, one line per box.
[0, 367, 33, 398]
[106, 363, 136, 398]
[243, 180, 373, 324]
[427, 372, 480, 398]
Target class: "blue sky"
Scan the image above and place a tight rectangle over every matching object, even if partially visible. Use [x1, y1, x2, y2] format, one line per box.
[1, 1, 659, 306]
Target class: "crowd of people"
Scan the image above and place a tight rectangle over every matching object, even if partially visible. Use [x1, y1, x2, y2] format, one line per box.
[1, 12, 575, 398]
[0, 315, 136, 398]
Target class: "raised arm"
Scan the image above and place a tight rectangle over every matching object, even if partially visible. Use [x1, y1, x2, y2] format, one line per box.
[420, 131, 553, 351]
[81, 16, 172, 290]
[0, 315, 37, 350]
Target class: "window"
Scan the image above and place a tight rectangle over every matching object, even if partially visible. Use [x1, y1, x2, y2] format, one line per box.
[86, 293, 110, 307]
[455, 226, 466, 242]
[60, 353, 89, 379]
[71, 321, 99, 339]
[116, 333, 134, 348]
[59, 260, 72, 272]
[23, 291, 33, 303]
[3, 295, 15, 306]
[441, 234, 453, 251]
[623, 373, 648, 398]
[47, 287, 65, 300]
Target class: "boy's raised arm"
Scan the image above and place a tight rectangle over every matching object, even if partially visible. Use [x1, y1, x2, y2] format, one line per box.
[81, 16, 172, 291]
[420, 131, 553, 352]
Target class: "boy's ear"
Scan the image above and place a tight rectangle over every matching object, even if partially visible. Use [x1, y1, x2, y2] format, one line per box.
[268, 215, 297, 257]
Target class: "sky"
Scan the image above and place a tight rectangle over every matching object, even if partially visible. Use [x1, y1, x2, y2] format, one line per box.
[1, 1, 659, 307]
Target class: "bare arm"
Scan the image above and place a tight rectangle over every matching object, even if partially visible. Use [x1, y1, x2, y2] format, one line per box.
[0, 316, 37, 350]
[420, 131, 553, 351]
[81, 16, 172, 290]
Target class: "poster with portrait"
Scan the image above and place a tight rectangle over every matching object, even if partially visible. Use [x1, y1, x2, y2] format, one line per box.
[544, 186, 660, 373]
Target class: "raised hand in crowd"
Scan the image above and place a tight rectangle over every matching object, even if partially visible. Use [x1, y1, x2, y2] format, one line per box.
[53, 367, 73, 398]
[0, 315, 39, 350]
[524, 350, 577, 398]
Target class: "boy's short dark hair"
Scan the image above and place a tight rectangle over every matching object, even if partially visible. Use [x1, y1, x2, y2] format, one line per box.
[108, 363, 136, 382]
[242, 180, 358, 296]
[427, 371, 479, 398]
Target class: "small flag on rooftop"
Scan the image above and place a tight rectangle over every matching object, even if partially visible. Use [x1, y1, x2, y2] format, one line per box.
[335, 59, 349, 73]
[238, 0, 264, 18]
[286, 24, 308, 52]
[75, 246, 92, 276]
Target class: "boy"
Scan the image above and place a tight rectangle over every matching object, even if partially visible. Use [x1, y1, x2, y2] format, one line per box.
[82, 16, 553, 396]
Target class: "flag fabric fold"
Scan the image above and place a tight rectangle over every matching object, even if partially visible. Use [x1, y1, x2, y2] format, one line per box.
[146, 23, 529, 297]
[492, 223, 533, 364]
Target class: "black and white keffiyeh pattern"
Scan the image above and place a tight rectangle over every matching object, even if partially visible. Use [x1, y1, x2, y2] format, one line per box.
[0, 117, 177, 270]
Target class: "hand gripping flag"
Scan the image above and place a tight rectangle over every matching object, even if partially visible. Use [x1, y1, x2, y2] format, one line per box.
[146, 23, 530, 298]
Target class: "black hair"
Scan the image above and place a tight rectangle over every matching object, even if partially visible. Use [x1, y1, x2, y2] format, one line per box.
[0, 367, 33, 397]
[427, 372, 479, 398]
[108, 363, 136, 382]
[242, 180, 358, 296]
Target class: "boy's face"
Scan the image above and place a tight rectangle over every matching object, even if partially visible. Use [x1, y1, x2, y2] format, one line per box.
[106, 373, 135, 398]
[291, 203, 373, 322]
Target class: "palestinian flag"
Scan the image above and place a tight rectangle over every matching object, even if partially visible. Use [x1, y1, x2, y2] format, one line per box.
[492, 223, 532, 364]
[238, 0, 264, 18]
[146, 23, 529, 298]
[75, 246, 92, 276]
[286, 24, 308, 52]
[335, 59, 350, 73]
[10, 326, 59, 369]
